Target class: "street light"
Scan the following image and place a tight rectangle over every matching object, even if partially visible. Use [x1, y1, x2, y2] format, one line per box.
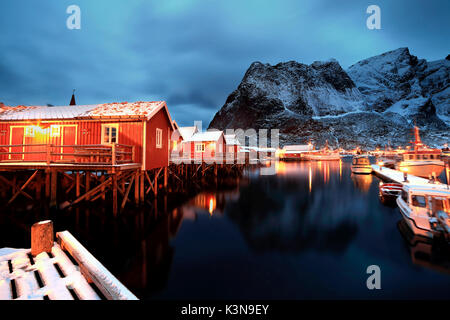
[378, 161, 384, 171]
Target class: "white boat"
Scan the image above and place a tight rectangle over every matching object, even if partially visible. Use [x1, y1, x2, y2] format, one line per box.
[303, 152, 341, 161]
[351, 156, 372, 174]
[396, 184, 450, 241]
[396, 127, 445, 178]
[302, 140, 340, 161]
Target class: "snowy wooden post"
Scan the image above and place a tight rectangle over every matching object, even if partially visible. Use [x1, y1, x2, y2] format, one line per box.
[31, 220, 54, 256]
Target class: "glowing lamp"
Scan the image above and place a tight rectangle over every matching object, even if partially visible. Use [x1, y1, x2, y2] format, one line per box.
[401, 167, 409, 182]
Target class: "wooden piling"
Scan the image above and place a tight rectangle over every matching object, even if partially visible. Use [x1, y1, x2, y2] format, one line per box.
[85, 171, 91, 200]
[112, 173, 118, 216]
[76, 172, 81, 197]
[134, 169, 140, 205]
[31, 220, 53, 256]
[50, 170, 57, 208]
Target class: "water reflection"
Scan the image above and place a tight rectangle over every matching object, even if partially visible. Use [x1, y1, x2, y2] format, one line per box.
[351, 173, 373, 193]
[397, 220, 450, 275]
[226, 161, 368, 253]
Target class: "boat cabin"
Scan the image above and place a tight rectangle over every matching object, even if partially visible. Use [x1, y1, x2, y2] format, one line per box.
[400, 185, 450, 218]
[352, 156, 370, 166]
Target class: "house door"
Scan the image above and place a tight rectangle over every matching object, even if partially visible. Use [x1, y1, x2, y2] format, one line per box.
[62, 126, 76, 161]
[10, 127, 24, 160]
[24, 127, 48, 161]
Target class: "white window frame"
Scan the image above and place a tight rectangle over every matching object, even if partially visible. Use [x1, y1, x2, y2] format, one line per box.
[25, 126, 35, 137]
[50, 125, 61, 137]
[101, 123, 119, 145]
[195, 143, 205, 153]
[156, 128, 162, 149]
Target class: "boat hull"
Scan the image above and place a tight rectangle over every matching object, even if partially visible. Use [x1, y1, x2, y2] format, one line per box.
[351, 166, 372, 174]
[397, 197, 435, 239]
[304, 154, 341, 161]
[397, 161, 444, 178]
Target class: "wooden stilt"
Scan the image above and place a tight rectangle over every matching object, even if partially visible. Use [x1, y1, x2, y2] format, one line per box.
[100, 174, 106, 200]
[164, 167, 168, 189]
[134, 170, 140, 205]
[120, 175, 135, 211]
[154, 171, 158, 197]
[8, 170, 38, 205]
[112, 173, 118, 217]
[35, 172, 42, 201]
[85, 171, 91, 200]
[50, 170, 57, 208]
[76, 172, 81, 197]
[140, 171, 144, 203]
[45, 170, 50, 199]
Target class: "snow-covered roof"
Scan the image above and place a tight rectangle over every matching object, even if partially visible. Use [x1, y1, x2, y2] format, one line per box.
[177, 126, 198, 141]
[0, 101, 171, 123]
[186, 130, 224, 142]
[283, 144, 313, 151]
[224, 134, 241, 146]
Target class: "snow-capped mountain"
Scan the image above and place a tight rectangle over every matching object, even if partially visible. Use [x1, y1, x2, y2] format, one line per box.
[209, 48, 449, 148]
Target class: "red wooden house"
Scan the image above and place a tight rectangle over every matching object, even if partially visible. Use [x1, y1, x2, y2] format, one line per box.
[0, 101, 175, 170]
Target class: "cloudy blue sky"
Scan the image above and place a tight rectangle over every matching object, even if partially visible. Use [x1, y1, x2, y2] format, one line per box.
[0, 0, 449, 126]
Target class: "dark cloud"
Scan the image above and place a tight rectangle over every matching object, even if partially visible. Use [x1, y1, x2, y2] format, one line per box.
[0, 0, 448, 126]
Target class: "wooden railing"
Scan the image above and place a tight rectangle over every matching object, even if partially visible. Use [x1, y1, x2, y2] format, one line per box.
[0, 143, 136, 165]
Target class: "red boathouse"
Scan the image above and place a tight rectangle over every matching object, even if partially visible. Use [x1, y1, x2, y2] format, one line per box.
[0, 101, 174, 170]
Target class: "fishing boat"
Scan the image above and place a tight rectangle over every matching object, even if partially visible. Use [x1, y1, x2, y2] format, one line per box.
[396, 126, 445, 178]
[379, 182, 403, 198]
[303, 140, 341, 161]
[351, 155, 372, 174]
[396, 184, 450, 241]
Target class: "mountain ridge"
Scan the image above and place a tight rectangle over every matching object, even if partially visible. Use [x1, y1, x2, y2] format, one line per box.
[209, 48, 449, 148]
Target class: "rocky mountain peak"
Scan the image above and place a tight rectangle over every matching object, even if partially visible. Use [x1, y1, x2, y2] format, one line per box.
[209, 48, 449, 149]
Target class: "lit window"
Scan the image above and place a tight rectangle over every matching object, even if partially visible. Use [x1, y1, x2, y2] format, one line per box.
[156, 128, 162, 149]
[173, 140, 177, 150]
[195, 143, 205, 152]
[102, 124, 118, 144]
[25, 126, 35, 137]
[50, 125, 60, 137]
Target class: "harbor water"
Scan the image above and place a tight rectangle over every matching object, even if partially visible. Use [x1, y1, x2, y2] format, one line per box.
[1, 158, 449, 299]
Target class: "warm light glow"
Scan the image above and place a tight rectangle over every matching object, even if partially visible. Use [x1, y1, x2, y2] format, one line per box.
[208, 197, 216, 215]
[309, 165, 312, 193]
[25, 126, 37, 137]
[378, 161, 384, 167]
[401, 167, 409, 173]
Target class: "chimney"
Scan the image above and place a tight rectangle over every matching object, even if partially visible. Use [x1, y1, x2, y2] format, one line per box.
[70, 89, 76, 105]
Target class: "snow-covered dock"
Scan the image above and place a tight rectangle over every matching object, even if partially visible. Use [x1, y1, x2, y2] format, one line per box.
[371, 164, 447, 187]
[0, 230, 137, 300]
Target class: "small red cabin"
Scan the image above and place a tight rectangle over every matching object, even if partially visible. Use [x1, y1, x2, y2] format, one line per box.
[183, 130, 226, 162]
[0, 101, 175, 170]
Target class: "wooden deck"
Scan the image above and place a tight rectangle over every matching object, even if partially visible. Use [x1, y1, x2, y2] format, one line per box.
[0, 231, 137, 300]
[371, 164, 447, 186]
[0, 161, 141, 172]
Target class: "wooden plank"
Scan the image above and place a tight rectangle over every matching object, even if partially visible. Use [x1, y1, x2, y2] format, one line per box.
[56, 231, 138, 300]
